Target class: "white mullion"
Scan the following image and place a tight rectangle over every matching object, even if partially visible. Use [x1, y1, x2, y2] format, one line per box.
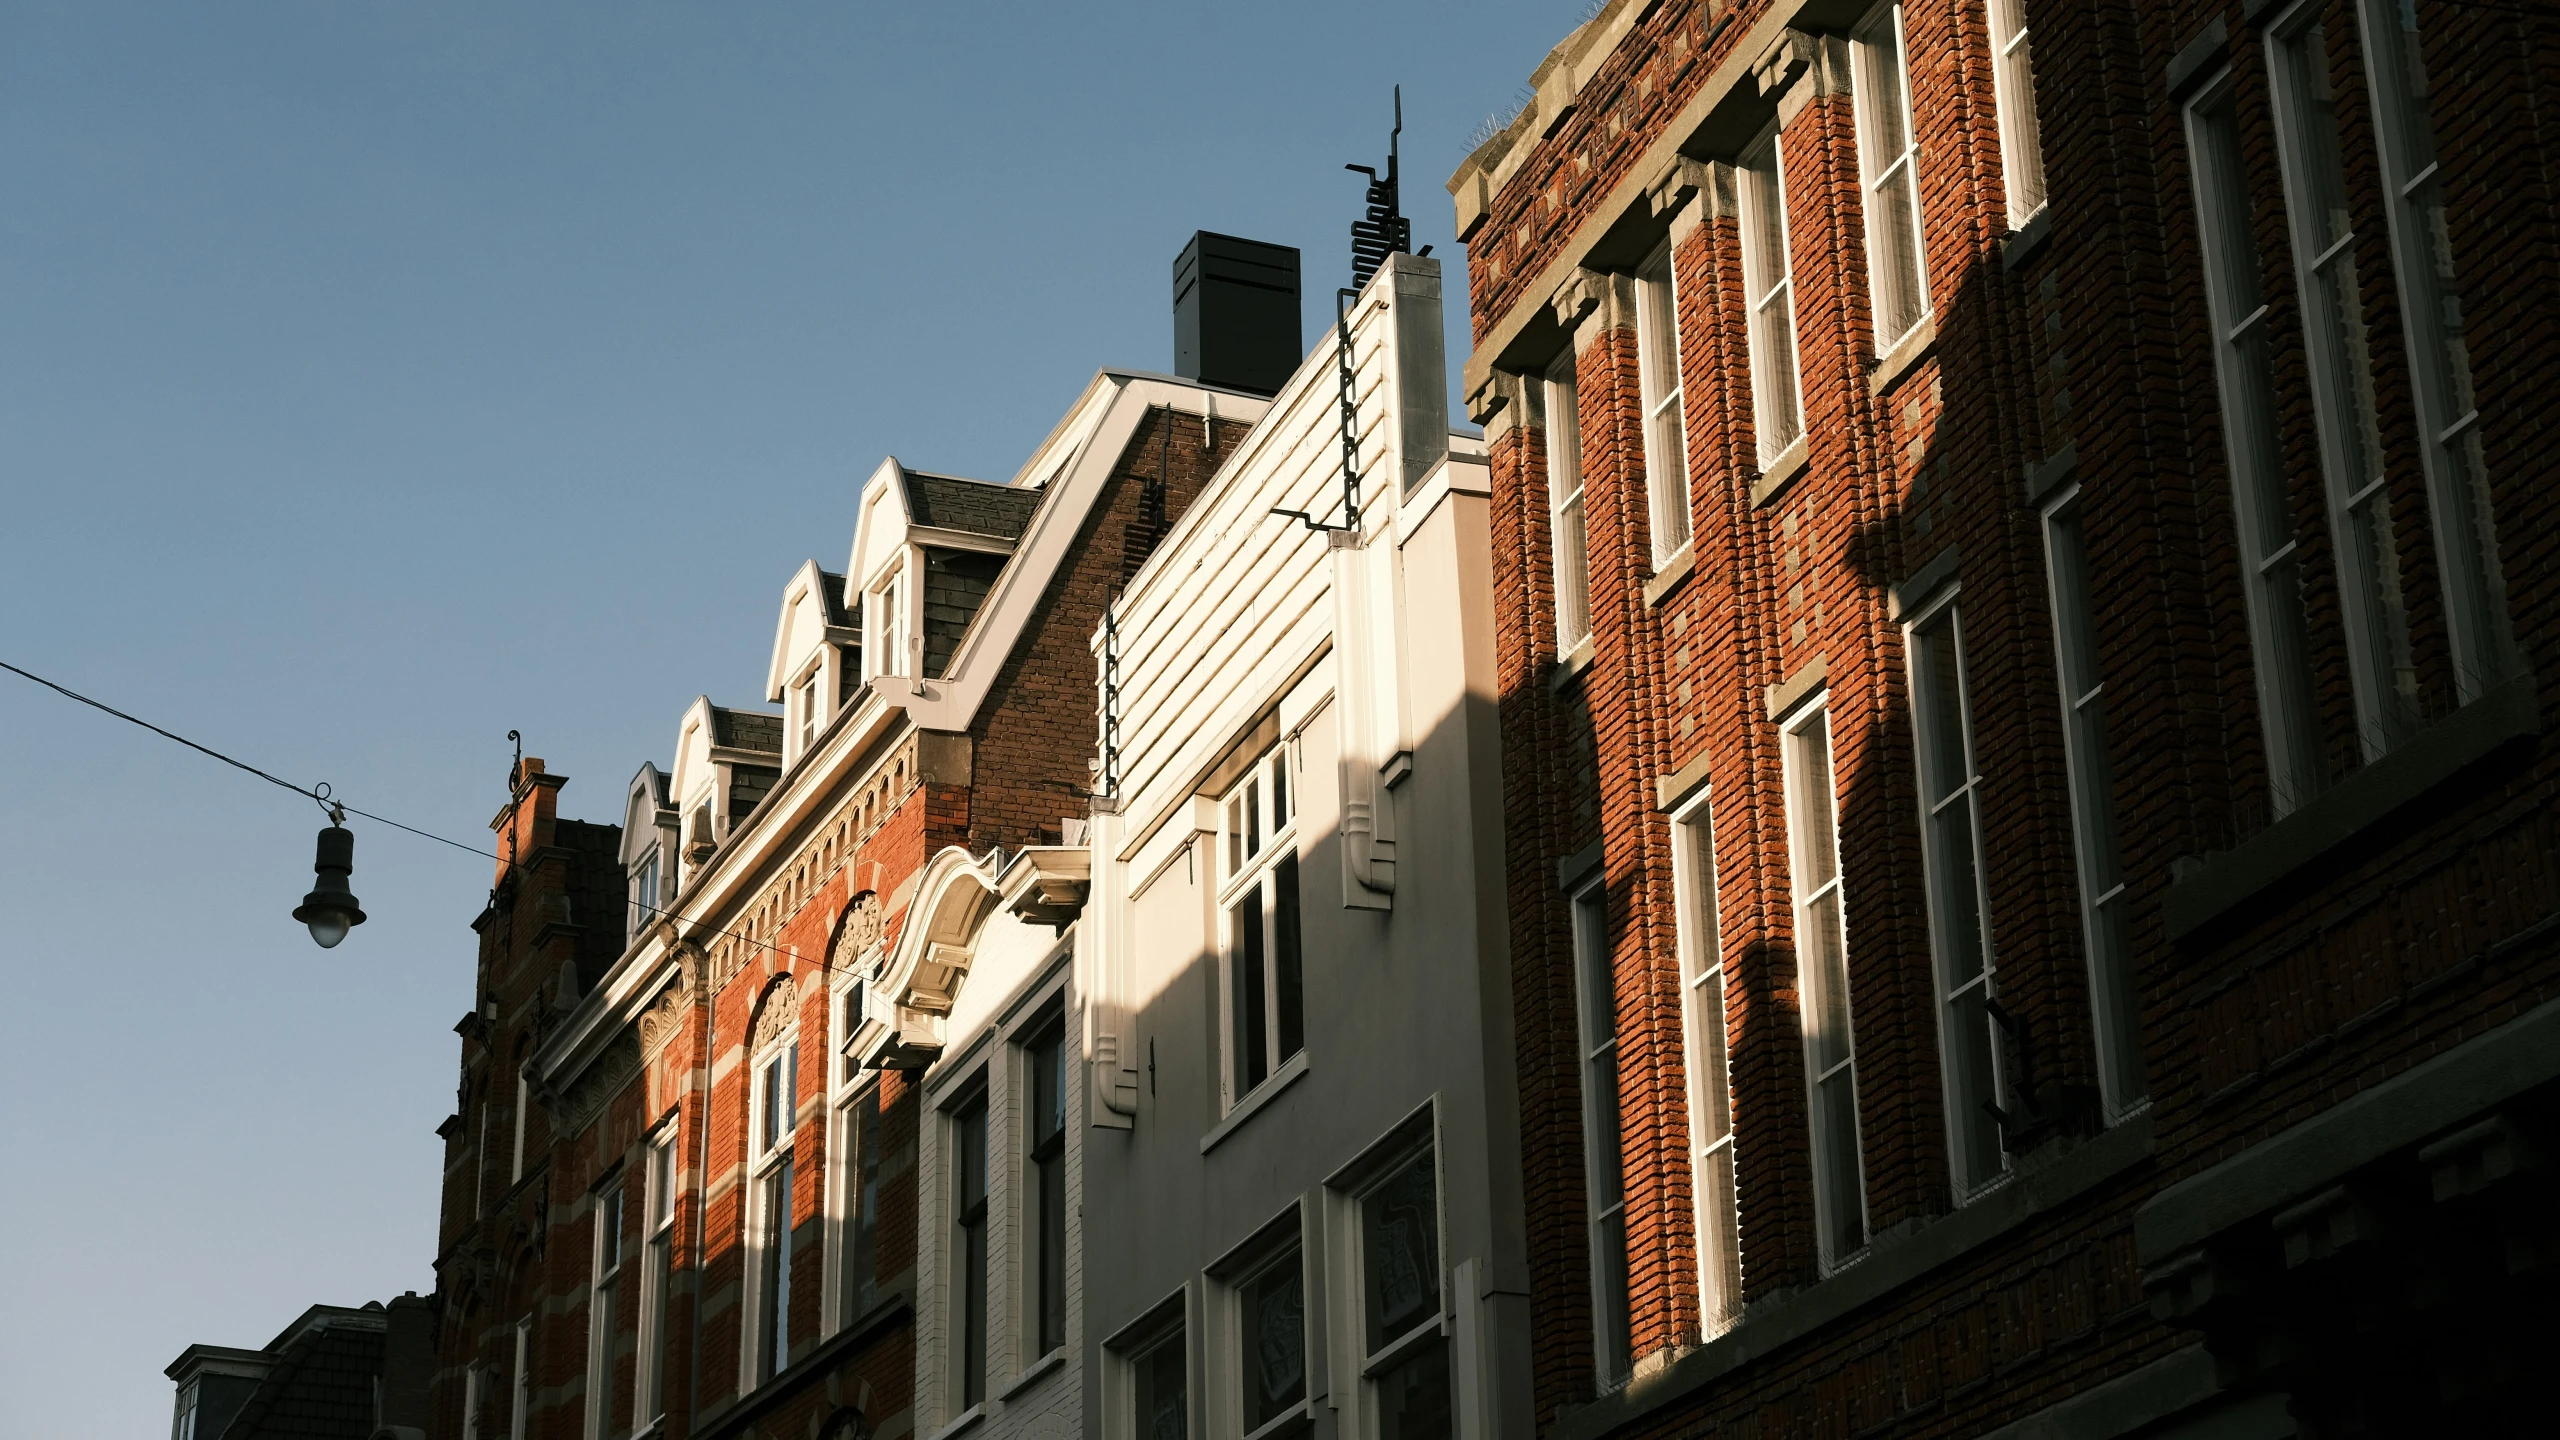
[2269, 1, 2417, 759]
[2185, 74, 2326, 815]
[2354, 0, 2512, 697]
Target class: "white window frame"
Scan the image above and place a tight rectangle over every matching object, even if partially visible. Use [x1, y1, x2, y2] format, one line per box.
[1902, 593, 2011, 1199]
[1739, 128, 1805, 469]
[948, 1078, 992, 1416]
[1020, 1007, 1070, 1365]
[630, 844, 662, 936]
[1106, 1293, 1192, 1440]
[864, 556, 913, 683]
[1568, 878, 1631, 1390]
[1780, 697, 1868, 1268]
[511, 1073, 531, 1185]
[2353, 0, 2513, 697]
[2268, 0, 2418, 759]
[1668, 794, 1742, 1336]
[1852, 2, 1932, 351]
[1635, 245, 1692, 566]
[1218, 741, 1303, 1112]
[635, 1125, 677, 1428]
[1339, 1126, 1450, 1439]
[1542, 355, 1592, 656]
[2040, 485, 2148, 1118]
[510, 1318, 533, 1440]
[586, 1174, 625, 1440]
[1212, 1217, 1312, 1440]
[462, 1363, 485, 1440]
[789, 656, 825, 762]
[1985, 0, 2048, 226]
[744, 1031, 800, 1387]
[2184, 70, 2327, 816]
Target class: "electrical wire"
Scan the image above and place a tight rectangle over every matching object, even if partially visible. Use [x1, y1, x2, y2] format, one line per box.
[0, 657, 500, 861]
[0, 656, 827, 963]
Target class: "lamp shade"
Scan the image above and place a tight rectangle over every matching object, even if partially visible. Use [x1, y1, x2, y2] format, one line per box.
[292, 823, 368, 948]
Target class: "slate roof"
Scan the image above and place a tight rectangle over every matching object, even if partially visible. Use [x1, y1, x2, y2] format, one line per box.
[902, 470, 1040, 541]
[818, 570, 853, 628]
[215, 1308, 385, 1440]
[709, 706, 784, 755]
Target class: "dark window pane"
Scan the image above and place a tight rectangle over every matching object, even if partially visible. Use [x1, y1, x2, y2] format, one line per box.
[1233, 892, 1268, 1092]
[1134, 1330, 1186, 1440]
[1273, 857, 1303, 1066]
[1240, 1251, 1305, 1427]
[1375, 1338, 1453, 1440]
[1362, 1151, 1441, 1351]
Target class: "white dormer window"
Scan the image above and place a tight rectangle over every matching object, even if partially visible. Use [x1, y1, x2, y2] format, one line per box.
[630, 846, 661, 933]
[790, 661, 824, 758]
[864, 561, 911, 682]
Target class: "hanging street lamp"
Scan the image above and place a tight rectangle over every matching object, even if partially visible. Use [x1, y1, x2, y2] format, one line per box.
[293, 819, 368, 948]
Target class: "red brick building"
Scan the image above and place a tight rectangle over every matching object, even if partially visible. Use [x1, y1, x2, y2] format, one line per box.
[426, 367, 1264, 1440]
[1452, 0, 2555, 1435]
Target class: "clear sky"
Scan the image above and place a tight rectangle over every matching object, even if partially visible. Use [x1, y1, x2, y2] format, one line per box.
[0, 1, 1569, 1432]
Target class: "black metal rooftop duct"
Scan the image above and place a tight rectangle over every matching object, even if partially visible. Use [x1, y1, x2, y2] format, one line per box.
[1173, 231, 1301, 397]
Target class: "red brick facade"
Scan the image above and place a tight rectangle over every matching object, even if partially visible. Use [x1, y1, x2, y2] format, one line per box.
[426, 401, 1244, 1440]
[1462, 0, 2556, 1434]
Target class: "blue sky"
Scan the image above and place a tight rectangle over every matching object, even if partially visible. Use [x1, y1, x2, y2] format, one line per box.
[0, 1, 1569, 1432]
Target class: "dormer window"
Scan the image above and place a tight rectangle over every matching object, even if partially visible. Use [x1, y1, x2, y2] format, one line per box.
[864, 561, 911, 682]
[630, 846, 662, 932]
[789, 662, 824, 758]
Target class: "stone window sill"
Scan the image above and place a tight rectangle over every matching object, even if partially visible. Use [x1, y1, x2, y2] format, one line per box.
[1868, 316, 1939, 398]
[1200, 1050, 1310, 1154]
[1547, 1114, 2155, 1440]
[2163, 672, 2541, 943]
[999, 1348, 1066, 1401]
[926, 1405, 986, 1440]
[1640, 545, 1695, 609]
[2000, 206, 2053, 271]
[1547, 635, 1597, 693]
[1748, 436, 1810, 510]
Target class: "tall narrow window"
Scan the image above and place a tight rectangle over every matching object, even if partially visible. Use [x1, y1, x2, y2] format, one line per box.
[1853, 3, 1931, 349]
[461, 1366, 485, 1440]
[752, 1039, 799, 1384]
[2355, 0, 2512, 696]
[2186, 76, 2326, 815]
[2042, 494, 2147, 1116]
[1129, 1321, 1187, 1440]
[953, 1088, 990, 1410]
[837, 1086, 884, 1325]
[1569, 881, 1632, 1388]
[1905, 601, 2008, 1196]
[1358, 1145, 1450, 1439]
[638, 1131, 676, 1425]
[631, 847, 661, 933]
[1636, 248, 1691, 564]
[1237, 1241, 1306, 1433]
[1739, 133, 1804, 466]
[1986, 0, 2048, 224]
[1782, 702, 1866, 1266]
[512, 1076, 530, 1184]
[1221, 745, 1302, 1106]
[1670, 798, 1741, 1334]
[1027, 1016, 1068, 1357]
[866, 564, 911, 682]
[587, 1181, 625, 1440]
[1543, 356, 1592, 655]
[510, 1319, 533, 1440]
[2271, 7, 2418, 757]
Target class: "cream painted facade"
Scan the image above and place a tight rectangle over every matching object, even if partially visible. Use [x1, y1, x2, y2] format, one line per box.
[1077, 253, 1530, 1440]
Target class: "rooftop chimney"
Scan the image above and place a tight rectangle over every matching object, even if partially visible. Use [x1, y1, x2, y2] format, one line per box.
[1173, 232, 1300, 396]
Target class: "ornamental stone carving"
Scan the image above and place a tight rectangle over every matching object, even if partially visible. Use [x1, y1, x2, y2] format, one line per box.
[831, 892, 883, 971]
[636, 980, 693, 1060]
[749, 975, 799, 1054]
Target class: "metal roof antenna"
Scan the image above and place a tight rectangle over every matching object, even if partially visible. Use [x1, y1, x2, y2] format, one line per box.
[1346, 85, 1413, 292]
